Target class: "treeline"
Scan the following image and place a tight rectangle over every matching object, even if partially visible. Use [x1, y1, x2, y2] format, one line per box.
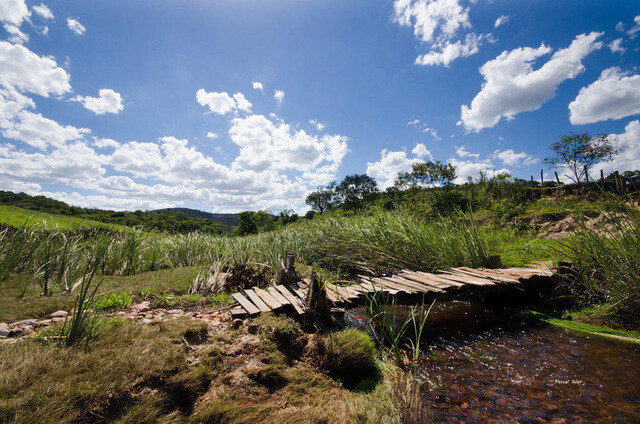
[306, 162, 640, 222]
[0, 191, 229, 235]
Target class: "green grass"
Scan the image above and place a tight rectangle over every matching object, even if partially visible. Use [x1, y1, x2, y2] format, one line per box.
[0, 204, 127, 231]
[520, 310, 640, 344]
[485, 228, 561, 267]
[0, 267, 202, 322]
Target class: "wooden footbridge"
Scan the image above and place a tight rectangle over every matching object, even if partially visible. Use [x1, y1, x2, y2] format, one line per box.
[230, 266, 554, 318]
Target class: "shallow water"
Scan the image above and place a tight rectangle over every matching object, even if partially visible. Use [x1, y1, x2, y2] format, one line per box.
[346, 301, 640, 423]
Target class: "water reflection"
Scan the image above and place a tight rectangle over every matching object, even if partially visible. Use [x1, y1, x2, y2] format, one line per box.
[346, 301, 640, 423]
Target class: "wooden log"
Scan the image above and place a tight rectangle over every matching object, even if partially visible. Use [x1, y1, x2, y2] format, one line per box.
[488, 255, 503, 269]
[244, 289, 271, 313]
[555, 171, 560, 184]
[275, 285, 305, 315]
[254, 287, 284, 310]
[231, 293, 260, 315]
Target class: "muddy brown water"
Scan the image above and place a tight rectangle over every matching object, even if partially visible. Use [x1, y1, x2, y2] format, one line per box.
[345, 301, 640, 423]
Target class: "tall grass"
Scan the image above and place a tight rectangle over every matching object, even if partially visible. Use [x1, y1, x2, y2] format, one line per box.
[0, 211, 496, 293]
[558, 195, 640, 319]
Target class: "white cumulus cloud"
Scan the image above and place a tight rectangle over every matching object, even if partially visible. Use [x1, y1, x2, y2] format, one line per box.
[459, 32, 603, 132]
[608, 38, 625, 54]
[252, 82, 263, 91]
[393, 0, 489, 66]
[274, 89, 285, 105]
[593, 120, 640, 176]
[206, 132, 218, 139]
[196, 89, 252, 115]
[66, 18, 85, 35]
[32, 4, 54, 20]
[494, 15, 510, 28]
[569, 67, 640, 125]
[73, 88, 124, 115]
[0, 40, 71, 96]
[493, 149, 538, 167]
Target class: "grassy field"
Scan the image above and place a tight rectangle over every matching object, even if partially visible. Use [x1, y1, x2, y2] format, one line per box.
[0, 204, 127, 231]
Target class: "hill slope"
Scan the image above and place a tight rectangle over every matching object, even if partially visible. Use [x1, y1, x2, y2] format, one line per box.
[153, 208, 240, 227]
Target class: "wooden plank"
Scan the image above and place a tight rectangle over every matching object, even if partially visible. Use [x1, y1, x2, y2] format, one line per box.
[267, 287, 291, 307]
[333, 285, 353, 302]
[275, 285, 305, 315]
[293, 287, 307, 302]
[385, 275, 444, 293]
[231, 292, 260, 315]
[244, 289, 271, 313]
[254, 287, 284, 310]
[436, 273, 495, 286]
[380, 276, 426, 293]
[231, 306, 247, 319]
[361, 278, 400, 295]
[411, 271, 465, 288]
[371, 277, 417, 294]
[343, 285, 364, 299]
[330, 283, 350, 303]
[454, 267, 519, 284]
[320, 283, 340, 303]
[398, 271, 457, 289]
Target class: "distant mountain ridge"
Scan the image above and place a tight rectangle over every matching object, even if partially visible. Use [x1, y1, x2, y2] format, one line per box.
[153, 208, 240, 227]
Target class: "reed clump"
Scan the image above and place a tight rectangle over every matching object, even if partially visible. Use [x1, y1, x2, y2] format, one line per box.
[558, 195, 640, 323]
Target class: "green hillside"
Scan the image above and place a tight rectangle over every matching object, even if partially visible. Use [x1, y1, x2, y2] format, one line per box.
[0, 204, 127, 231]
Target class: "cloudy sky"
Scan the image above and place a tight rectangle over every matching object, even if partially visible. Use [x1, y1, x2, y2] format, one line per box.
[1, 0, 639, 213]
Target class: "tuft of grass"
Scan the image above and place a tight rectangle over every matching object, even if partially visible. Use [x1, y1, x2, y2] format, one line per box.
[92, 291, 132, 311]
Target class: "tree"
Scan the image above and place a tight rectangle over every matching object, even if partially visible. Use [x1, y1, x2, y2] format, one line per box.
[334, 174, 379, 211]
[394, 161, 457, 189]
[305, 184, 335, 213]
[544, 133, 617, 184]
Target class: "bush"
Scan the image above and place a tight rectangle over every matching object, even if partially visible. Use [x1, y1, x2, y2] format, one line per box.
[321, 329, 379, 388]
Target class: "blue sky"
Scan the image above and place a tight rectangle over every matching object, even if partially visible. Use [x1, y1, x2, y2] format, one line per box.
[1, 0, 639, 212]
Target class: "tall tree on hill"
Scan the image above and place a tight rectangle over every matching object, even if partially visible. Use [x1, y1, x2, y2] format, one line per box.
[394, 161, 457, 189]
[335, 174, 379, 212]
[544, 133, 617, 184]
[305, 183, 336, 213]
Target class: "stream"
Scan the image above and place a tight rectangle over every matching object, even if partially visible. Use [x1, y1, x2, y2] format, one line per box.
[345, 301, 640, 423]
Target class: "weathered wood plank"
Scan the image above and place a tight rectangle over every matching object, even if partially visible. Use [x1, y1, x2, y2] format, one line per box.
[254, 287, 284, 310]
[231, 292, 260, 315]
[293, 287, 307, 302]
[244, 289, 271, 313]
[268, 287, 291, 307]
[454, 267, 520, 284]
[231, 306, 247, 319]
[362, 277, 400, 295]
[371, 277, 417, 294]
[275, 285, 305, 315]
[436, 273, 495, 286]
[385, 275, 444, 293]
[398, 271, 456, 289]
[411, 271, 465, 288]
